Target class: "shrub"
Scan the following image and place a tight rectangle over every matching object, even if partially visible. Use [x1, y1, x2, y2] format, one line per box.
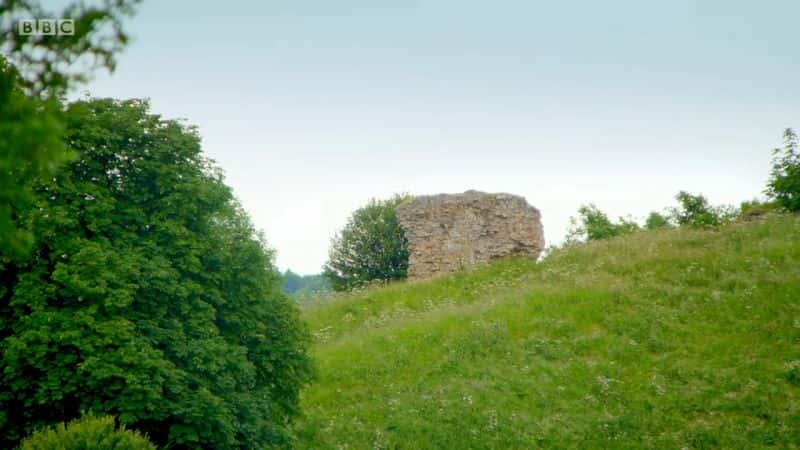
[0, 99, 311, 449]
[324, 195, 411, 291]
[766, 128, 800, 211]
[739, 198, 778, 221]
[644, 211, 672, 230]
[19, 414, 155, 450]
[670, 191, 736, 228]
[566, 204, 640, 242]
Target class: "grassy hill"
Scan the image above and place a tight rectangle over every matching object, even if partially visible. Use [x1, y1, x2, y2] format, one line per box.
[295, 215, 800, 449]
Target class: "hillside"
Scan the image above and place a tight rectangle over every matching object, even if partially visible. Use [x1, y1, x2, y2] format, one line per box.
[295, 215, 800, 449]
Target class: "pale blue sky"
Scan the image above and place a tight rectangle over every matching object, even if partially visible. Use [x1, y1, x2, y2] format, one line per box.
[69, 0, 799, 273]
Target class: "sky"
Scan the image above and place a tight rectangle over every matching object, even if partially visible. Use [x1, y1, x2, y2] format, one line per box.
[64, 0, 800, 274]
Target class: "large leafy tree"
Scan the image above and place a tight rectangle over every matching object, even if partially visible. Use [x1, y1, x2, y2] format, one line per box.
[0, 98, 311, 449]
[0, 0, 139, 258]
[323, 195, 410, 291]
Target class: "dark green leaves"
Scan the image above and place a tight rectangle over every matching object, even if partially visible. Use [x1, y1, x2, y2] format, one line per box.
[0, 60, 70, 260]
[0, 98, 311, 449]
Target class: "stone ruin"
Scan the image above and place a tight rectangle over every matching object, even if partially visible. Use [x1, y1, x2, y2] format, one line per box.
[395, 190, 544, 279]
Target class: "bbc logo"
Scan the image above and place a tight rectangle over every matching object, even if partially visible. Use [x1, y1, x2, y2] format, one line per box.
[17, 19, 75, 36]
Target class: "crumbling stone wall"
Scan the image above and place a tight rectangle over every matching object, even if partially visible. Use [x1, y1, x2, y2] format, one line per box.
[395, 190, 544, 279]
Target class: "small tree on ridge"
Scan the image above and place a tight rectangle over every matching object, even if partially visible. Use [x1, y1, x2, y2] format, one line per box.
[323, 195, 411, 291]
[766, 128, 800, 211]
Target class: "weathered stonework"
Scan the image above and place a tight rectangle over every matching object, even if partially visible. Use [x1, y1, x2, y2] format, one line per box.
[396, 190, 544, 279]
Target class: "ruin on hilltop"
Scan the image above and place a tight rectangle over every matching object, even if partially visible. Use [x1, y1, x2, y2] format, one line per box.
[395, 190, 544, 279]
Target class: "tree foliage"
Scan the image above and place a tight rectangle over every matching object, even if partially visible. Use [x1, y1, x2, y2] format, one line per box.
[20, 414, 155, 450]
[566, 204, 640, 242]
[566, 191, 741, 244]
[670, 191, 736, 228]
[0, 60, 68, 259]
[0, 98, 311, 449]
[323, 195, 410, 291]
[1, 0, 140, 95]
[0, 0, 139, 258]
[644, 211, 671, 230]
[766, 128, 800, 212]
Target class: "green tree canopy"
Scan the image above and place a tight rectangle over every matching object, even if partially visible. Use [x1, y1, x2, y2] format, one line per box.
[0, 60, 67, 259]
[0, 0, 139, 258]
[766, 128, 800, 211]
[670, 191, 737, 228]
[323, 195, 410, 291]
[644, 211, 671, 230]
[0, 0, 138, 260]
[566, 204, 640, 242]
[0, 98, 311, 449]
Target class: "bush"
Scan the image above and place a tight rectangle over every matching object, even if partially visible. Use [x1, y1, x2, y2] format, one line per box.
[739, 198, 779, 221]
[0, 99, 311, 449]
[19, 414, 155, 450]
[324, 195, 411, 291]
[644, 211, 672, 230]
[566, 204, 640, 242]
[670, 191, 736, 228]
[766, 128, 800, 211]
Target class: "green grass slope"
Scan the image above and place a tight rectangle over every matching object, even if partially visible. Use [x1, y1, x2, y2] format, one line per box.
[295, 215, 800, 449]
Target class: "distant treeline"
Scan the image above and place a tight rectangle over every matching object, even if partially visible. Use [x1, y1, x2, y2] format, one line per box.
[283, 270, 331, 297]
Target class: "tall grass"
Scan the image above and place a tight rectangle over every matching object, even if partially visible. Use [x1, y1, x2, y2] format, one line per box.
[296, 215, 800, 449]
